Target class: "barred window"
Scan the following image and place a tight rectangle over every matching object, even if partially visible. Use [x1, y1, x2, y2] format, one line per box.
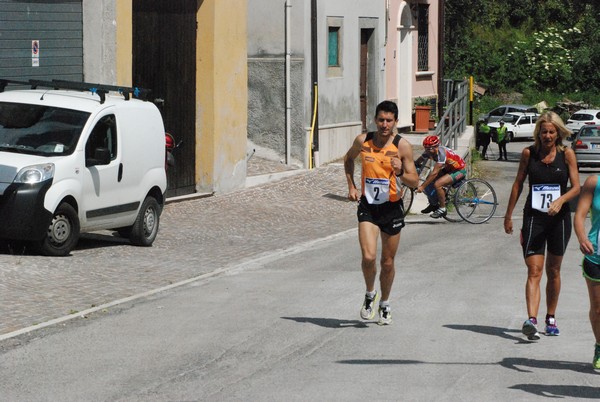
[417, 4, 429, 71]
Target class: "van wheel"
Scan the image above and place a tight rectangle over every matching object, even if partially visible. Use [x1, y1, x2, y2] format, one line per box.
[130, 196, 160, 247]
[508, 132, 514, 142]
[38, 203, 80, 256]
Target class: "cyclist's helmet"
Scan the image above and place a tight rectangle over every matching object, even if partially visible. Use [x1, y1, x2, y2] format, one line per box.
[423, 135, 440, 148]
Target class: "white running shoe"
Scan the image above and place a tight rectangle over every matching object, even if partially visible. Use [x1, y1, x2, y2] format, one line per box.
[360, 291, 380, 320]
[378, 305, 392, 326]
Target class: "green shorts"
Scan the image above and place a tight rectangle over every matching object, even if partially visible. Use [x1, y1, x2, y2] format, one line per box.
[449, 168, 467, 184]
[583, 257, 600, 282]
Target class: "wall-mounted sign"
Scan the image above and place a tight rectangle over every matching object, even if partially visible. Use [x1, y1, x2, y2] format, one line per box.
[32, 40, 40, 67]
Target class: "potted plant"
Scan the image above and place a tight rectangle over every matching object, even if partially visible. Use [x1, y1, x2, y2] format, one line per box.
[414, 97, 431, 132]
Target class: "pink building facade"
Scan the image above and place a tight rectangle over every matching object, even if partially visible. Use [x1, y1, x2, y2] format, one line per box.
[385, 0, 440, 131]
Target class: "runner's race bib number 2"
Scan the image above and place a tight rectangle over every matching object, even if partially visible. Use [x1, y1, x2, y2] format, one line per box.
[532, 184, 560, 213]
[365, 178, 390, 204]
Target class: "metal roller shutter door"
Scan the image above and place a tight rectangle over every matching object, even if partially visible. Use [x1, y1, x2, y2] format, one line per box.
[0, 0, 83, 81]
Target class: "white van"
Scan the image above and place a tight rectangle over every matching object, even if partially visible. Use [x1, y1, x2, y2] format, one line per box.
[0, 80, 167, 256]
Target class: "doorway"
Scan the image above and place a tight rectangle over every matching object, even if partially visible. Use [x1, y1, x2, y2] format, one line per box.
[359, 29, 373, 132]
[132, 0, 197, 196]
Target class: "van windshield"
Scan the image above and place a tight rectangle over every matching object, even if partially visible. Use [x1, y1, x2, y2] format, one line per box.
[0, 102, 90, 156]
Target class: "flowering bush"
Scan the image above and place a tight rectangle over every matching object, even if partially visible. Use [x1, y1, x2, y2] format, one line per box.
[507, 27, 580, 90]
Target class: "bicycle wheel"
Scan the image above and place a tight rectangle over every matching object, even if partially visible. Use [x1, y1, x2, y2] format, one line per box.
[443, 185, 463, 222]
[399, 184, 414, 215]
[454, 178, 498, 224]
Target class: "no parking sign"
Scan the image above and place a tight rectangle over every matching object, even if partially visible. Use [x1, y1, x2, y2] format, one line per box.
[32, 40, 40, 67]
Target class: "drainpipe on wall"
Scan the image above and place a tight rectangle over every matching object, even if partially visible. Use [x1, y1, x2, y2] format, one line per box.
[285, 0, 292, 165]
[310, 0, 319, 168]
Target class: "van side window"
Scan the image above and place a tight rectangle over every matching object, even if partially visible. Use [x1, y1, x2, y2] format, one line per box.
[85, 115, 117, 161]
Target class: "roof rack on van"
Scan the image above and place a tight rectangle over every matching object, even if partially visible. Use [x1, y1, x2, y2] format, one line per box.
[0, 78, 151, 104]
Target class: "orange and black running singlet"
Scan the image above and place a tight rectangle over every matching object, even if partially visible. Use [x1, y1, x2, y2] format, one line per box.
[360, 132, 402, 204]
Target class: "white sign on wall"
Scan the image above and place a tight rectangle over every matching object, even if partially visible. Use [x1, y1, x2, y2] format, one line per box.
[32, 40, 40, 67]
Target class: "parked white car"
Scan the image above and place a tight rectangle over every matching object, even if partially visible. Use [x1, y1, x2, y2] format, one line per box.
[0, 79, 167, 256]
[566, 109, 600, 135]
[488, 112, 540, 141]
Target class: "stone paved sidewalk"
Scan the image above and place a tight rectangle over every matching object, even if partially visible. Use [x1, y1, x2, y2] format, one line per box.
[0, 163, 356, 337]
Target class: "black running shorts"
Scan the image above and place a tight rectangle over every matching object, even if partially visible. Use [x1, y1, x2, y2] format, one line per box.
[520, 213, 571, 258]
[357, 196, 405, 235]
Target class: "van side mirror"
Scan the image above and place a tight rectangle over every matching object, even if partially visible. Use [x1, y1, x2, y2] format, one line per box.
[86, 147, 111, 167]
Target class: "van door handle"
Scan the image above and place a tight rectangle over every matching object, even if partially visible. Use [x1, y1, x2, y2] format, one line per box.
[118, 163, 123, 182]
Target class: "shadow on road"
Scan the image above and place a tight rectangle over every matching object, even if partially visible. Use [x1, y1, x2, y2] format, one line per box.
[281, 316, 369, 329]
[0, 232, 129, 256]
[509, 384, 600, 399]
[444, 324, 524, 343]
[499, 357, 594, 374]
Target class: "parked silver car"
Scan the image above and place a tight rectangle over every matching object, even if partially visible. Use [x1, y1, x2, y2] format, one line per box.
[571, 124, 600, 169]
[479, 104, 538, 123]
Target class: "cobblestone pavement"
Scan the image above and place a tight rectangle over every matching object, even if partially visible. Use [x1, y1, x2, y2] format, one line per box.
[0, 133, 464, 338]
[0, 162, 357, 336]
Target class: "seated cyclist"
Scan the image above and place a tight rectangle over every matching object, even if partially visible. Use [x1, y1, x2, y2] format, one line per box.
[415, 135, 467, 218]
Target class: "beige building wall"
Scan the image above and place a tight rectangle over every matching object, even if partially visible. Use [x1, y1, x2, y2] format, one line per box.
[197, 0, 248, 193]
[96, 0, 248, 194]
[115, 0, 132, 86]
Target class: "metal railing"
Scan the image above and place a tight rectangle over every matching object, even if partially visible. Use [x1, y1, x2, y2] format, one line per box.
[434, 79, 469, 149]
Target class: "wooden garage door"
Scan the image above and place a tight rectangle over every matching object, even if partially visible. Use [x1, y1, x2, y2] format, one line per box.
[133, 0, 197, 197]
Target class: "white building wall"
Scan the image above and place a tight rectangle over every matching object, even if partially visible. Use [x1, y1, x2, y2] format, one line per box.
[247, 0, 385, 167]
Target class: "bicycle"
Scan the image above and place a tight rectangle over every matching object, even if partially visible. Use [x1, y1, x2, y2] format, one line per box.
[398, 180, 415, 214]
[397, 158, 435, 215]
[442, 177, 498, 224]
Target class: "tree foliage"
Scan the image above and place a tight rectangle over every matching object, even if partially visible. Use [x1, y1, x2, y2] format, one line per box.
[445, 0, 600, 96]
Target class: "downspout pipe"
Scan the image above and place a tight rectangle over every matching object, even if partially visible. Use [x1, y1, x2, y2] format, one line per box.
[310, 0, 319, 168]
[285, 0, 292, 165]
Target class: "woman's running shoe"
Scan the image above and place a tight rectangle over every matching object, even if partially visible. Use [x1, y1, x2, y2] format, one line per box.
[594, 344, 600, 370]
[545, 317, 560, 336]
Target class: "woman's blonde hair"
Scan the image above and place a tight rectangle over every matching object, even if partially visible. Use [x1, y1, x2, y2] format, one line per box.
[532, 111, 571, 152]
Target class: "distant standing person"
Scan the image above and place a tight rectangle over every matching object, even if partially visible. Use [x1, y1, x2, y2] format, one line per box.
[478, 120, 492, 160]
[344, 100, 419, 325]
[504, 111, 579, 340]
[497, 120, 508, 161]
[573, 175, 600, 369]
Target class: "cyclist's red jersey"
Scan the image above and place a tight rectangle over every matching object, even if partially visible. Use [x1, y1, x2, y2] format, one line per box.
[422, 146, 466, 172]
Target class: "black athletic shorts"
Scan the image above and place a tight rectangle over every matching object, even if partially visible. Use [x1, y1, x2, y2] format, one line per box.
[583, 258, 600, 282]
[357, 196, 405, 235]
[520, 213, 571, 258]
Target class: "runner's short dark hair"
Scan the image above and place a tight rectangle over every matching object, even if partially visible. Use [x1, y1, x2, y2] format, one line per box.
[375, 100, 399, 120]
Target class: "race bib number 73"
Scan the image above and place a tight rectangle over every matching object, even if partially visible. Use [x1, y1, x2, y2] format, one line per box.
[532, 184, 560, 213]
[365, 178, 390, 204]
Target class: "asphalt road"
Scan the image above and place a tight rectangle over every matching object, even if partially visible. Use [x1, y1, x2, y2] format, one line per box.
[1, 140, 599, 401]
